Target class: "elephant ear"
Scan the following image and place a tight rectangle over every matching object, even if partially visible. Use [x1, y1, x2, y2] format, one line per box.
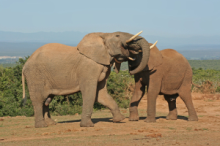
[77, 33, 110, 65]
[147, 43, 163, 70]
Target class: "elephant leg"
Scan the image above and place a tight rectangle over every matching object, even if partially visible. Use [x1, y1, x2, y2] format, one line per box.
[164, 94, 178, 120]
[145, 81, 160, 123]
[30, 93, 47, 128]
[80, 81, 97, 127]
[43, 95, 56, 126]
[178, 91, 198, 121]
[97, 79, 125, 123]
[129, 78, 145, 121]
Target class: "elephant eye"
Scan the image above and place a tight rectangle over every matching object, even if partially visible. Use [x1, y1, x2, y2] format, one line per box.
[116, 35, 120, 37]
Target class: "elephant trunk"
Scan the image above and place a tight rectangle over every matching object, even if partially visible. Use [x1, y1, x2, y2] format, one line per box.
[129, 38, 150, 75]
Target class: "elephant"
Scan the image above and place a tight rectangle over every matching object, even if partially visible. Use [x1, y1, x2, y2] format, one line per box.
[22, 31, 156, 128]
[128, 43, 198, 122]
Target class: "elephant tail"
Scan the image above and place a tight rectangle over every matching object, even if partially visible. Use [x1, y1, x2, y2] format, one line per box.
[21, 69, 27, 106]
[22, 69, 26, 99]
[192, 82, 201, 88]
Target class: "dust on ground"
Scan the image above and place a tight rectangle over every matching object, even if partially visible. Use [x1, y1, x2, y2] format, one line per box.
[0, 93, 220, 146]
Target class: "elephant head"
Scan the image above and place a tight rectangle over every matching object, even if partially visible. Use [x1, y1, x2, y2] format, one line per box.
[128, 41, 163, 72]
[77, 31, 155, 75]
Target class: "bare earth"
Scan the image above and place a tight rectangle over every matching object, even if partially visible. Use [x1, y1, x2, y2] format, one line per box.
[0, 93, 220, 146]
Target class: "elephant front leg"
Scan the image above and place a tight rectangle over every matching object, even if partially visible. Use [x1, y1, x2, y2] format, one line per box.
[145, 85, 160, 123]
[97, 81, 125, 122]
[164, 94, 178, 120]
[80, 81, 97, 127]
[129, 79, 145, 121]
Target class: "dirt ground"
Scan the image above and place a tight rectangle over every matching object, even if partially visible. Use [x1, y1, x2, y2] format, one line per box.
[1, 93, 220, 146]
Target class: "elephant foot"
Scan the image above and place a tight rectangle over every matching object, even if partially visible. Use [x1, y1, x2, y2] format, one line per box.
[144, 117, 156, 123]
[166, 114, 177, 120]
[35, 119, 48, 128]
[45, 118, 56, 126]
[129, 113, 139, 121]
[129, 107, 139, 121]
[188, 115, 198, 121]
[80, 119, 94, 127]
[113, 114, 125, 123]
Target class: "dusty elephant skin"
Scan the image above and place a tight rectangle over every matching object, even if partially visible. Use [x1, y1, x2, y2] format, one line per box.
[22, 31, 152, 128]
[128, 43, 198, 122]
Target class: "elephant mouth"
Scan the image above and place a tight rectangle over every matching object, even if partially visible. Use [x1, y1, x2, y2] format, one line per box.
[127, 41, 158, 62]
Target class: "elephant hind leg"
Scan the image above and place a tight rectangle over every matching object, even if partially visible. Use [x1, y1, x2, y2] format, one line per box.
[43, 95, 56, 126]
[164, 94, 178, 120]
[178, 91, 198, 121]
[30, 92, 48, 128]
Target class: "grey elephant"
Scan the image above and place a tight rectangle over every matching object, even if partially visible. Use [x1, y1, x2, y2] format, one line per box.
[128, 43, 198, 122]
[22, 31, 156, 128]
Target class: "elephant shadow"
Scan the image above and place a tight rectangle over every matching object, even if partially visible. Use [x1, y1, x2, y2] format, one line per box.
[139, 115, 188, 121]
[58, 115, 188, 124]
[58, 117, 126, 124]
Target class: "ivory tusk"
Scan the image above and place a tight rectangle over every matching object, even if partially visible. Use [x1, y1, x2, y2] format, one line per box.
[112, 62, 115, 68]
[150, 40, 158, 49]
[126, 31, 143, 43]
[129, 50, 139, 54]
[128, 57, 136, 61]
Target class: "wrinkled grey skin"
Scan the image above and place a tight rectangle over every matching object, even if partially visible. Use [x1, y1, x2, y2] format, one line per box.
[128, 43, 198, 122]
[22, 32, 151, 128]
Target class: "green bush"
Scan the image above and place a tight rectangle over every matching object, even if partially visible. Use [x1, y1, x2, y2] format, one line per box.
[192, 68, 220, 93]
[107, 71, 133, 108]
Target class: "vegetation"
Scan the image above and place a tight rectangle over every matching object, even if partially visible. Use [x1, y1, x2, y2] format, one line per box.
[189, 60, 220, 70]
[0, 58, 220, 117]
[0, 63, 16, 68]
[119, 60, 220, 71]
[192, 68, 220, 93]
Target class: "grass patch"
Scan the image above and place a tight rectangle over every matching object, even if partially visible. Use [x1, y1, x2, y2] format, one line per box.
[168, 127, 176, 130]
[198, 115, 204, 117]
[186, 127, 192, 131]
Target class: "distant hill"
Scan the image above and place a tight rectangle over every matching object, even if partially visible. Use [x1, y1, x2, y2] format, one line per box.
[0, 31, 220, 58]
[1, 30, 220, 47]
[0, 31, 86, 44]
[0, 42, 77, 56]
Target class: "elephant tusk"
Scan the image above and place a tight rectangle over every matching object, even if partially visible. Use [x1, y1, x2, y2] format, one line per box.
[150, 40, 158, 49]
[138, 50, 142, 52]
[129, 50, 139, 54]
[128, 57, 136, 61]
[112, 62, 115, 68]
[114, 58, 122, 63]
[126, 31, 143, 43]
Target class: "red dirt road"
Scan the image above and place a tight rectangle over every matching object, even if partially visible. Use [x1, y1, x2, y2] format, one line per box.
[0, 93, 220, 146]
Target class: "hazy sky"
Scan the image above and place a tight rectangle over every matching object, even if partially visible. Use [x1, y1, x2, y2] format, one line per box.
[0, 0, 219, 37]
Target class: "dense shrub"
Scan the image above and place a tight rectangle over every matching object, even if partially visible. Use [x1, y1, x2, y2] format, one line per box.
[0, 57, 34, 117]
[192, 68, 220, 93]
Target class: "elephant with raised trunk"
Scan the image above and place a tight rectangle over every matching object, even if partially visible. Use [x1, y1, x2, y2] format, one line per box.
[128, 43, 198, 122]
[22, 31, 155, 128]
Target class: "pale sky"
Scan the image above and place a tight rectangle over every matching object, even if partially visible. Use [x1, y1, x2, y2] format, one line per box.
[0, 0, 219, 37]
